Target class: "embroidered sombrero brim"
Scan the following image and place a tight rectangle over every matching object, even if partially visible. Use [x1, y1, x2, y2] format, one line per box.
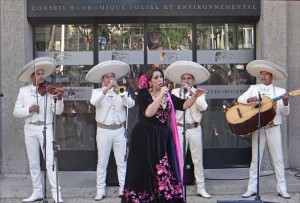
[246, 60, 287, 80]
[17, 57, 56, 82]
[165, 61, 210, 85]
[85, 60, 130, 83]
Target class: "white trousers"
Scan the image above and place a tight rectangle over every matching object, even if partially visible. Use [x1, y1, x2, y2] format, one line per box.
[96, 127, 126, 195]
[178, 125, 206, 189]
[24, 123, 61, 195]
[247, 125, 287, 193]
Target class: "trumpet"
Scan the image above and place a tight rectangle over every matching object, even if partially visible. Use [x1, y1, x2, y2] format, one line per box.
[115, 85, 127, 96]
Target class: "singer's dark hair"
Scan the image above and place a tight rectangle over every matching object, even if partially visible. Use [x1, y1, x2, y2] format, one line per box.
[145, 68, 164, 83]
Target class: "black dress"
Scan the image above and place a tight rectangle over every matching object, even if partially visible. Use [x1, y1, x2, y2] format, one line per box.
[123, 88, 185, 203]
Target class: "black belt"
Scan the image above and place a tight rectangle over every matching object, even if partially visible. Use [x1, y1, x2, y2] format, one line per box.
[177, 122, 199, 129]
[29, 121, 45, 125]
[97, 122, 124, 130]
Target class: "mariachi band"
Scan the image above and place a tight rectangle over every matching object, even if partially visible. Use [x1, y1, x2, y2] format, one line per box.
[13, 57, 292, 203]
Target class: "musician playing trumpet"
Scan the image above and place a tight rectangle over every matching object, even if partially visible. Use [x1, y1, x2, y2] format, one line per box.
[238, 60, 290, 199]
[85, 60, 135, 200]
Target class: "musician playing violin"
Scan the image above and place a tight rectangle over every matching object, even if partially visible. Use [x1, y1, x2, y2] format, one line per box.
[238, 60, 290, 199]
[29, 69, 64, 114]
[13, 57, 64, 203]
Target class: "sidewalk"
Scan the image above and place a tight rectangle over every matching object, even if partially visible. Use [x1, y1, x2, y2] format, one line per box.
[1, 168, 299, 203]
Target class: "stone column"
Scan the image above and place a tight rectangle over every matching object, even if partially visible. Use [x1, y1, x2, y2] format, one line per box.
[0, 0, 33, 174]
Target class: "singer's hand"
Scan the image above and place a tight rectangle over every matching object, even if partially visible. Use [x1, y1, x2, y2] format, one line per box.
[193, 88, 207, 97]
[247, 97, 259, 103]
[160, 86, 169, 95]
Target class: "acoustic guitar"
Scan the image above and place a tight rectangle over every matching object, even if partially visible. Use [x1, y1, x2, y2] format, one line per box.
[226, 89, 300, 135]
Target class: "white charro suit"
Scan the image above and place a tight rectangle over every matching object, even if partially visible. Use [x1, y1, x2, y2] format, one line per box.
[238, 83, 289, 193]
[171, 87, 208, 191]
[13, 84, 64, 198]
[90, 88, 135, 196]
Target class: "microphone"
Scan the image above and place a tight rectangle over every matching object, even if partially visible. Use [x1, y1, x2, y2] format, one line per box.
[255, 91, 262, 108]
[183, 84, 189, 91]
[182, 83, 190, 99]
[0, 91, 3, 97]
[258, 91, 262, 101]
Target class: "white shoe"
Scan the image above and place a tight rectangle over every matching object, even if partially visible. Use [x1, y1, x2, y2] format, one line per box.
[197, 189, 211, 198]
[278, 191, 290, 199]
[242, 190, 256, 198]
[119, 187, 124, 198]
[22, 193, 43, 202]
[52, 191, 63, 203]
[95, 192, 105, 201]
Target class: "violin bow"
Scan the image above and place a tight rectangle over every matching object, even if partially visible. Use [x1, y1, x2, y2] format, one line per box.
[33, 59, 39, 113]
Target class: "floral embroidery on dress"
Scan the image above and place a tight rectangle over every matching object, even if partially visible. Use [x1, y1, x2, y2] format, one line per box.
[156, 152, 183, 200]
[123, 188, 155, 203]
[123, 152, 184, 202]
[155, 101, 171, 123]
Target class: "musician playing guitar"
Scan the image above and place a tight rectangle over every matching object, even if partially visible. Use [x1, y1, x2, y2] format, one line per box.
[237, 60, 290, 199]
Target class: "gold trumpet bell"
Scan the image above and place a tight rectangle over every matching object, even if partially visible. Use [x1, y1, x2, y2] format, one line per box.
[115, 85, 127, 96]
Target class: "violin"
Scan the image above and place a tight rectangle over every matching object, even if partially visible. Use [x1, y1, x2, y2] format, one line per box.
[38, 81, 64, 96]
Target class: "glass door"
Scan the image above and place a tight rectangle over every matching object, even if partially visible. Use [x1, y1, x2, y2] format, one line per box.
[196, 24, 256, 168]
[35, 24, 97, 170]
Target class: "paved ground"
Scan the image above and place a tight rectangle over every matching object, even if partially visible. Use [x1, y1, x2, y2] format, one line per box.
[1, 168, 299, 203]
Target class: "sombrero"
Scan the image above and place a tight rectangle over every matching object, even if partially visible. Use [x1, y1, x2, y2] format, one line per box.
[17, 57, 56, 82]
[165, 61, 210, 85]
[85, 60, 130, 83]
[246, 60, 287, 80]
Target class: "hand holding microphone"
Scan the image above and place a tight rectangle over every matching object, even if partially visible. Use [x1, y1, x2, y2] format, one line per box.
[160, 85, 169, 95]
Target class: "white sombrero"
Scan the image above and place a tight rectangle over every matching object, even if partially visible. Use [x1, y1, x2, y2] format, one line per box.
[246, 60, 287, 80]
[165, 61, 210, 85]
[17, 57, 56, 82]
[85, 60, 130, 83]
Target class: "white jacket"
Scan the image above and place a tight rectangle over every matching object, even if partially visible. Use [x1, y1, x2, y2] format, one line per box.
[172, 87, 208, 123]
[90, 88, 135, 124]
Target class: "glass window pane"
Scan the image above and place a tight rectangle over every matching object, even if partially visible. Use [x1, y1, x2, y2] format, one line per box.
[237, 25, 254, 49]
[201, 64, 255, 86]
[197, 24, 236, 50]
[97, 24, 144, 51]
[147, 23, 192, 50]
[197, 24, 254, 50]
[35, 24, 94, 51]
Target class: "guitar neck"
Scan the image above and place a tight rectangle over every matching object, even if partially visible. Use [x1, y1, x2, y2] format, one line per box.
[273, 96, 282, 102]
[273, 89, 300, 101]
